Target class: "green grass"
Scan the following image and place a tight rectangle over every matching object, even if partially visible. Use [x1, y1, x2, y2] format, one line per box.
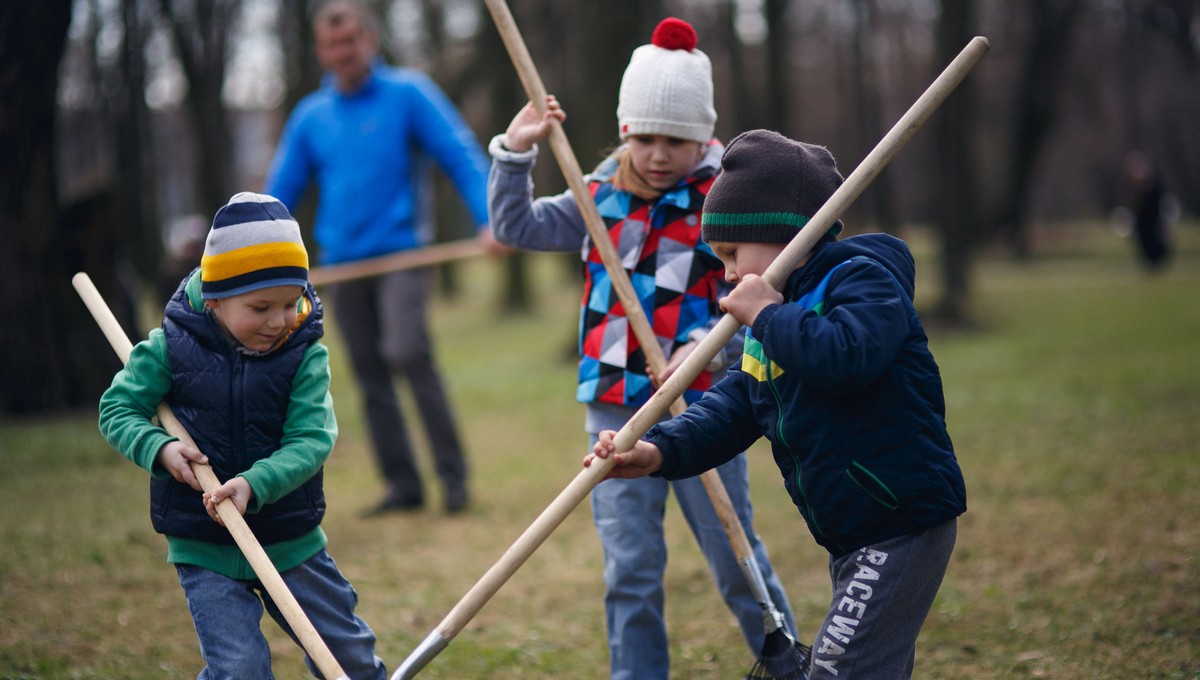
[2, 223, 1198, 678]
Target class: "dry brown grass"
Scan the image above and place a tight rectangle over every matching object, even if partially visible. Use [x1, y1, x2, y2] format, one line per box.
[2, 224, 1197, 678]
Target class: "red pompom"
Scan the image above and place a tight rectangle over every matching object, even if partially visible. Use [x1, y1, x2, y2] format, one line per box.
[651, 17, 698, 52]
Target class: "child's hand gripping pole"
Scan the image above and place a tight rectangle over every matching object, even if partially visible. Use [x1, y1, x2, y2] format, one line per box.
[391, 18, 990, 677]
[71, 273, 351, 680]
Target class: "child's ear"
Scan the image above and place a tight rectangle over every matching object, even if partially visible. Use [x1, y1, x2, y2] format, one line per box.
[204, 299, 219, 310]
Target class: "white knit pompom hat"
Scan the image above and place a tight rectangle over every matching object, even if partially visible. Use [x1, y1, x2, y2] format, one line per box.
[617, 18, 716, 145]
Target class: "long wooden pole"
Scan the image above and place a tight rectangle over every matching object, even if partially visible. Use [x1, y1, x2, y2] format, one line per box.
[481, 0, 664, 359]
[391, 20, 990, 680]
[72, 273, 350, 680]
[309, 238, 485, 286]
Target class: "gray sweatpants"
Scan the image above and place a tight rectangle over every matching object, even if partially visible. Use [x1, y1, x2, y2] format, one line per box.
[329, 268, 467, 503]
[809, 520, 957, 679]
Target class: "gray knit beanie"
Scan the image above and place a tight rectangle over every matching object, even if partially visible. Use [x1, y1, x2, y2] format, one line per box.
[701, 129, 844, 244]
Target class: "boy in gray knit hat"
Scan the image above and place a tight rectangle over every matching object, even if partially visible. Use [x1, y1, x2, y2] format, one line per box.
[592, 129, 967, 679]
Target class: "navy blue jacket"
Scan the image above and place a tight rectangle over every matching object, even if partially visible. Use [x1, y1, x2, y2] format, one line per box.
[151, 280, 327, 545]
[646, 234, 967, 555]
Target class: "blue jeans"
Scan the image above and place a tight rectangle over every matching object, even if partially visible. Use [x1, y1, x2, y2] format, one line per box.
[590, 441, 796, 680]
[176, 549, 386, 680]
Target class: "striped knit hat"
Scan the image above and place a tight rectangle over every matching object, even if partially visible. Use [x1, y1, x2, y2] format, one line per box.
[701, 129, 844, 244]
[200, 192, 309, 300]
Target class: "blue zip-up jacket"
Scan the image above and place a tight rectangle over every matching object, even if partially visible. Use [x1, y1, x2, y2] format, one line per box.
[153, 277, 328, 545]
[645, 234, 967, 556]
[265, 62, 490, 265]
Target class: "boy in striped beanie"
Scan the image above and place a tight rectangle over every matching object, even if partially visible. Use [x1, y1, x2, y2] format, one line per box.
[99, 192, 388, 677]
[200, 192, 311, 353]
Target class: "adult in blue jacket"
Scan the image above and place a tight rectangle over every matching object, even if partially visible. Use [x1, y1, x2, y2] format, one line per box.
[592, 130, 967, 679]
[266, 0, 493, 515]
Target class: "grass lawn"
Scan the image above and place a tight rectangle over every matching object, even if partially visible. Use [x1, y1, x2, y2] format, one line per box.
[1, 222, 1197, 679]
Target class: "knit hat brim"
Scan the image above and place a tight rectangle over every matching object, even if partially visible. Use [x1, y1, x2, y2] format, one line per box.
[701, 214, 844, 244]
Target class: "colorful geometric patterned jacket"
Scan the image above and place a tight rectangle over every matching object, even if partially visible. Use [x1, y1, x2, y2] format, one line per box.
[578, 140, 727, 406]
[487, 136, 735, 409]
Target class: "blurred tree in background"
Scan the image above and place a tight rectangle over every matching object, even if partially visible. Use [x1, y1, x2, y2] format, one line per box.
[4, 0, 1198, 414]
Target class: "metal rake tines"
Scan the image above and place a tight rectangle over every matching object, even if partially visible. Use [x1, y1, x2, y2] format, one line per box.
[745, 638, 812, 680]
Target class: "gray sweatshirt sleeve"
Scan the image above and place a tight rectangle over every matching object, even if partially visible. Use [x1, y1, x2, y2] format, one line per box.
[487, 134, 590, 252]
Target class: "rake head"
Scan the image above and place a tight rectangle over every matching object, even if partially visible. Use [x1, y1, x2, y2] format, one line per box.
[745, 627, 811, 680]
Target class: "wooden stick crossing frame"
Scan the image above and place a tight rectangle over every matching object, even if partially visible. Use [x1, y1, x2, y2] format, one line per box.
[308, 238, 486, 286]
[72, 273, 350, 680]
[390, 3, 989, 675]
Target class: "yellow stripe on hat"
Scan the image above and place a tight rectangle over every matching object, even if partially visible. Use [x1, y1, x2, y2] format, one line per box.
[201, 241, 309, 282]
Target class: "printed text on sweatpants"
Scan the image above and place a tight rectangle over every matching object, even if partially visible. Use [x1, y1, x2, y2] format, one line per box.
[813, 547, 888, 676]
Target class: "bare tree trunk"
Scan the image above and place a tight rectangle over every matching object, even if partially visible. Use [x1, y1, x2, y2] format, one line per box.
[994, 0, 1082, 258]
[0, 1, 130, 413]
[763, 0, 792, 135]
[158, 0, 241, 213]
[278, 0, 320, 116]
[719, 0, 756, 136]
[115, 0, 161, 281]
[849, 0, 899, 235]
[931, 0, 979, 323]
[475, 9, 532, 312]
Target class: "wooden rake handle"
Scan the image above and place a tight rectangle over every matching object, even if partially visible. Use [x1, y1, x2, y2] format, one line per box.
[483, 0, 663, 361]
[72, 273, 350, 680]
[309, 238, 486, 286]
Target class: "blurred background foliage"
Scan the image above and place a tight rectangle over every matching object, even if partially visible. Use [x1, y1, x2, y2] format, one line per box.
[1, 0, 1197, 414]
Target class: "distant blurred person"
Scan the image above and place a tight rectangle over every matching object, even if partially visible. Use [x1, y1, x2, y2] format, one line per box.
[156, 214, 208, 307]
[265, 0, 498, 515]
[1123, 151, 1172, 271]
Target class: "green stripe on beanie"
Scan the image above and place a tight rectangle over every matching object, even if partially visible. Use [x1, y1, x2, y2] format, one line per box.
[701, 129, 844, 244]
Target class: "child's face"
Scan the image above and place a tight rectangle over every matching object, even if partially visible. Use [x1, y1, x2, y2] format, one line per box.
[206, 285, 304, 352]
[707, 241, 789, 283]
[626, 135, 705, 191]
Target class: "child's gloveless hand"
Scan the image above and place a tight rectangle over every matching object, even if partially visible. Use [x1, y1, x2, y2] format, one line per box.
[203, 477, 253, 527]
[504, 95, 566, 152]
[719, 274, 783, 327]
[585, 430, 664, 479]
[156, 440, 209, 491]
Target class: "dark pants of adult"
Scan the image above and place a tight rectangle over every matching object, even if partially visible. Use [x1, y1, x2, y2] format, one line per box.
[330, 268, 468, 511]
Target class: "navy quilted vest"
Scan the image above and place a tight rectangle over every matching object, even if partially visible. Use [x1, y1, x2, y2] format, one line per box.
[151, 280, 327, 545]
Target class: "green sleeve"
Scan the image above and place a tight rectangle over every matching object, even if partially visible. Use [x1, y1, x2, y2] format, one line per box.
[240, 342, 338, 511]
[98, 330, 177, 477]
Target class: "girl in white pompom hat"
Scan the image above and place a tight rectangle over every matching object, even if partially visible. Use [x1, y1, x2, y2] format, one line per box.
[486, 17, 796, 680]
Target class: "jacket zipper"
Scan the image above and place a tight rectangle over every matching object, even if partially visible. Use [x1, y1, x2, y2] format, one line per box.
[232, 354, 245, 471]
[765, 355, 826, 540]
